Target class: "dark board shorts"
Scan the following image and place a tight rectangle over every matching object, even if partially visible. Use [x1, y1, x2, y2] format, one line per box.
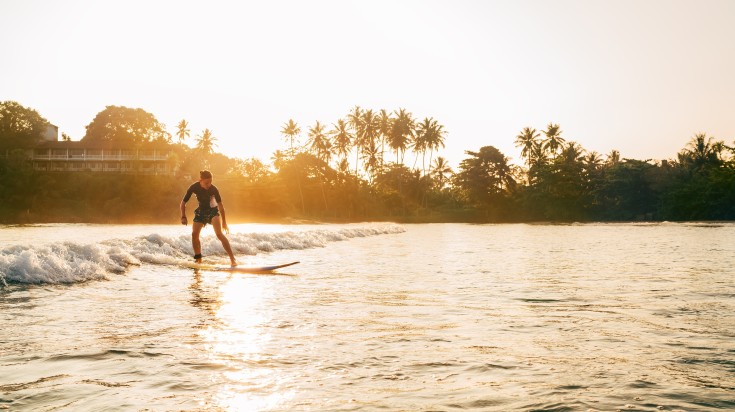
[193, 207, 220, 226]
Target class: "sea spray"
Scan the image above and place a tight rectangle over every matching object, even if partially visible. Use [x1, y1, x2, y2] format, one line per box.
[0, 224, 404, 285]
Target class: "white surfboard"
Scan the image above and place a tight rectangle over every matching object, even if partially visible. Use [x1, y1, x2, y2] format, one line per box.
[183, 261, 300, 273]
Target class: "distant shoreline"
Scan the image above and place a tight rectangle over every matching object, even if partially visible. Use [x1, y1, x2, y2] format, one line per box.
[3, 213, 732, 227]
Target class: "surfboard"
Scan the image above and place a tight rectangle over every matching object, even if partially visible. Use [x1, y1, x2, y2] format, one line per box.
[183, 261, 300, 274]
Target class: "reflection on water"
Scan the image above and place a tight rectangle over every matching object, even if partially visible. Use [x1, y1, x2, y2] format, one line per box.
[191, 271, 293, 410]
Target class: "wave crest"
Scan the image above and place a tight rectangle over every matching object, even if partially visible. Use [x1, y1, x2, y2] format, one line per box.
[0, 224, 404, 285]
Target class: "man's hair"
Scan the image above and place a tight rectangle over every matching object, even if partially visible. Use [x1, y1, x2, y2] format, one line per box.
[199, 170, 213, 179]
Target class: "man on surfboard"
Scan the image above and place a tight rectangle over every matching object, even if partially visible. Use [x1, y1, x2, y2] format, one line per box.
[180, 170, 238, 267]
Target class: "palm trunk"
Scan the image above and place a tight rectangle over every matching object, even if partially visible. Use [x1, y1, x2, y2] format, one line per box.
[297, 176, 305, 215]
[355, 147, 360, 175]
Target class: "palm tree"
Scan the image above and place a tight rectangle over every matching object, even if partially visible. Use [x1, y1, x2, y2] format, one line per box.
[607, 149, 621, 165]
[530, 140, 548, 168]
[389, 108, 415, 164]
[360, 109, 380, 174]
[412, 118, 431, 171]
[347, 106, 363, 136]
[430, 156, 453, 189]
[680, 132, 724, 170]
[347, 106, 363, 173]
[307, 120, 332, 211]
[361, 139, 382, 183]
[425, 119, 446, 176]
[271, 149, 288, 171]
[195, 128, 217, 155]
[337, 158, 350, 174]
[542, 123, 565, 158]
[526, 140, 549, 186]
[584, 151, 604, 171]
[176, 119, 190, 144]
[307, 121, 331, 164]
[329, 118, 353, 167]
[413, 117, 446, 176]
[377, 109, 393, 161]
[560, 141, 585, 165]
[281, 119, 301, 154]
[515, 127, 540, 166]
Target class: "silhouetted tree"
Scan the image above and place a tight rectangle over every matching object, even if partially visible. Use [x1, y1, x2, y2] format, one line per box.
[83, 105, 169, 145]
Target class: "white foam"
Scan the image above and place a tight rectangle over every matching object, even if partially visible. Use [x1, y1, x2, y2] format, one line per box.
[0, 224, 405, 285]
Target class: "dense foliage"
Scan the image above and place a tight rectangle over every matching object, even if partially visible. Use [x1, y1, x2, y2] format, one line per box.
[0, 101, 51, 150]
[83, 105, 170, 145]
[1, 103, 733, 223]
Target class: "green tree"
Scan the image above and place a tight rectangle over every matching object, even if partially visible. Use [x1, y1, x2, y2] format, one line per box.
[235, 157, 271, 184]
[584, 151, 604, 172]
[595, 159, 660, 220]
[195, 128, 217, 156]
[281, 119, 301, 155]
[176, 119, 190, 144]
[83, 105, 169, 145]
[412, 118, 430, 172]
[515, 127, 540, 166]
[542, 123, 565, 158]
[413, 117, 445, 176]
[329, 118, 353, 167]
[527, 141, 590, 221]
[361, 139, 382, 182]
[377, 109, 393, 161]
[389, 108, 415, 164]
[0, 101, 51, 149]
[607, 149, 621, 166]
[678, 132, 724, 172]
[271, 149, 288, 171]
[307, 121, 331, 164]
[430, 156, 453, 190]
[453, 146, 516, 219]
[359, 109, 380, 174]
[424, 118, 446, 176]
[347, 106, 364, 172]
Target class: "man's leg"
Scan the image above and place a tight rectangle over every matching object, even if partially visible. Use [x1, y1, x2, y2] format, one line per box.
[211, 216, 237, 266]
[192, 222, 204, 262]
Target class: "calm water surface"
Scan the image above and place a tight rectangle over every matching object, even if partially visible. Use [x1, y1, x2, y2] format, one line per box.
[1, 222, 734, 411]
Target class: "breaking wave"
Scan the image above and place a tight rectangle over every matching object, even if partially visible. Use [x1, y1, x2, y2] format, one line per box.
[0, 224, 405, 285]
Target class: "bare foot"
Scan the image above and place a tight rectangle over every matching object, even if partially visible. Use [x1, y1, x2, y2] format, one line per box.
[230, 261, 238, 268]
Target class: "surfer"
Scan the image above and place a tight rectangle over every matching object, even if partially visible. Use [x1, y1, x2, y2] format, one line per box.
[180, 170, 238, 267]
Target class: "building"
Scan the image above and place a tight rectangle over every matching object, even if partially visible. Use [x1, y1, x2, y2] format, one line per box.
[30, 140, 175, 174]
[0, 123, 177, 174]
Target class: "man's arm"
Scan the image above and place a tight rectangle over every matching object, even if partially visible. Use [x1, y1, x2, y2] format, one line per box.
[180, 200, 188, 225]
[218, 202, 229, 233]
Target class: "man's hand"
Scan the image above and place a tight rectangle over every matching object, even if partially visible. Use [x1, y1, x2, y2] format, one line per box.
[181, 216, 188, 226]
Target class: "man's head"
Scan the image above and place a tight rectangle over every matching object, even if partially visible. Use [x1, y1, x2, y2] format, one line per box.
[199, 170, 213, 188]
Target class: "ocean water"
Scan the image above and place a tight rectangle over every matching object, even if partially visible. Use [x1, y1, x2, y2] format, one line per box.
[1, 222, 734, 411]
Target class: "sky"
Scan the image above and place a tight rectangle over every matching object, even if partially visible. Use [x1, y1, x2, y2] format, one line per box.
[1, 0, 734, 168]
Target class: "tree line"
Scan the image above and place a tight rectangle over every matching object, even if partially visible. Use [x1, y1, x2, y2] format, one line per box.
[0, 100, 733, 223]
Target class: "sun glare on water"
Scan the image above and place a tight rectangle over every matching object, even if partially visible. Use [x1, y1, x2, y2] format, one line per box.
[197, 274, 294, 410]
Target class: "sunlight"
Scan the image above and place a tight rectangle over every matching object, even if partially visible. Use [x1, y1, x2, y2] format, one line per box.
[198, 275, 292, 411]
[214, 386, 296, 412]
[200, 280, 267, 358]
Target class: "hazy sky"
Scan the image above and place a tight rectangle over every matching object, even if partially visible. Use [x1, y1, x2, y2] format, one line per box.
[2, 0, 733, 167]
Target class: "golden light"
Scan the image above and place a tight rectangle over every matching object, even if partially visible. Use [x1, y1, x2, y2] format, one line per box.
[198, 274, 293, 410]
